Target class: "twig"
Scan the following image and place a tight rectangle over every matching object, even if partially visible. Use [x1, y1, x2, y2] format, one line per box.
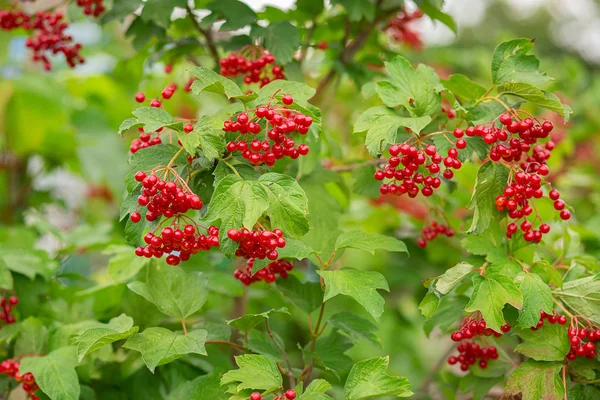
[266, 320, 295, 388]
[186, 5, 220, 68]
[181, 318, 188, 335]
[327, 158, 385, 172]
[206, 340, 248, 352]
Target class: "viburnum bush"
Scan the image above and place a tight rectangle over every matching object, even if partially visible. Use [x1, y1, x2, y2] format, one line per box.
[3, 0, 600, 399]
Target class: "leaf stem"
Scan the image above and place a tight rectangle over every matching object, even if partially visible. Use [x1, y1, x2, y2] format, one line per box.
[266, 320, 295, 388]
[222, 160, 241, 178]
[181, 318, 188, 335]
[186, 5, 220, 68]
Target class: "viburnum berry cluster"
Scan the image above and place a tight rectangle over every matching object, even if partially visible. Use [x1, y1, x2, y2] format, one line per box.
[447, 342, 499, 371]
[450, 317, 508, 342]
[447, 317, 506, 371]
[250, 389, 296, 400]
[234, 259, 293, 286]
[131, 171, 203, 223]
[224, 94, 312, 166]
[219, 46, 285, 86]
[75, 0, 106, 17]
[227, 228, 286, 261]
[385, 8, 424, 49]
[129, 127, 163, 154]
[0, 359, 39, 399]
[566, 322, 600, 361]
[531, 309, 567, 331]
[0, 10, 84, 70]
[374, 141, 462, 198]
[0, 294, 18, 325]
[134, 68, 195, 107]
[417, 221, 455, 248]
[486, 112, 571, 242]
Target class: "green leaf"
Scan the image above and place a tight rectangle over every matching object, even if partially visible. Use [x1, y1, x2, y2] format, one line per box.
[505, 360, 564, 400]
[0, 263, 13, 290]
[441, 74, 487, 103]
[167, 374, 228, 400]
[131, 107, 181, 132]
[466, 161, 509, 234]
[514, 323, 569, 361]
[354, 106, 431, 156]
[328, 312, 380, 346]
[265, 21, 300, 65]
[127, 261, 208, 319]
[499, 82, 572, 121]
[74, 314, 138, 362]
[221, 355, 282, 392]
[205, 175, 270, 255]
[0, 249, 58, 281]
[531, 260, 563, 288]
[275, 275, 323, 313]
[204, 0, 256, 31]
[555, 275, 600, 326]
[435, 262, 475, 295]
[465, 274, 523, 332]
[491, 39, 553, 86]
[331, 0, 375, 21]
[14, 317, 48, 357]
[418, 285, 441, 319]
[515, 273, 554, 328]
[104, 245, 149, 283]
[123, 327, 207, 372]
[318, 269, 389, 321]
[20, 347, 80, 400]
[140, 0, 185, 27]
[302, 379, 332, 399]
[258, 173, 310, 238]
[0, 323, 21, 346]
[459, 374, 502, 400]
[344, 356, 412, 399]
[376, 56, 443, 117]
[417, 0, 457, 33]
[334, 231, 407, 255]
[569, 384, 600, 400]
[227, 308, 290, 332]
[125, 144, 187, 191]
[118, 117, 143, 136]
[194, 115, 226, 159]
[311, 330, 354, 373]
[189, 67, 245, 100]
[423, 296, 469, 337]
[246, 330, 284, 360]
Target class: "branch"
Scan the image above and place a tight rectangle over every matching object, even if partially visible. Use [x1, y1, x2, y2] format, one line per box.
[205, 340, 248, 352]
[310, 0, 400, 104]
[298, 18, 317, 63]
[266, 320, 295, 388]
[186, 5, 220, 68]
[326, 158, 385, 172]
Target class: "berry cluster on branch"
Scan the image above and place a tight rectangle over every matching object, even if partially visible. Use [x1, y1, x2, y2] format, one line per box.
[375, 141, 462, 198]
[227, 228, 286, 261]
[448, 317, 505, 371]
[224, 94, 312, 166]
[220, 47, 285, 86]
[385, 8, 424, 49]
[250, 389, 296, 400]
[234, 259, 293, 285]
[0, 294, 18, 325]
[0, 359, 38, 399]
[0, 10, 83, 70]
[417, 221, 454, 248]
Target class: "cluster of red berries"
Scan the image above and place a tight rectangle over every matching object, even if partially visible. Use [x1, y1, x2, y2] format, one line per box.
[135, 224, 220, 265]
[224, 95, 312, 166]
[447, 342, 499, 371]
[250, 390, 296, 400]
[385, 8, 424, 49]
[75, 0, 106, 17]
[234, 259, 293, 286]
[441, 105, 456, 119]
[129, 127, 163, 153]
[567, 326, 600, 361]
[0, 10, 84, 70]
[450, 317, 508, 342]
[531, 310, 567, 331]
[219, 48, 285, 87]
[496, 182, 570, 243]
[0, 359, 38, 399]
[417, 221, 455, 248]
[375, 142, 462, 198]
[227, 228, 286, 261]
[130, 171, 203, 223]
[134, 73, 195, 106]
[0, 295, 18, 325]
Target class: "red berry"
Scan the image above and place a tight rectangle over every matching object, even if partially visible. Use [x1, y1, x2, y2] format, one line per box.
[282, 94, 293, 105]
[130, 212, 141, 223]
[285, 390, 297, 399]
[183, 123, 193, 133]
[135, 92, 145, 103]
[250, 393, 262, 400]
